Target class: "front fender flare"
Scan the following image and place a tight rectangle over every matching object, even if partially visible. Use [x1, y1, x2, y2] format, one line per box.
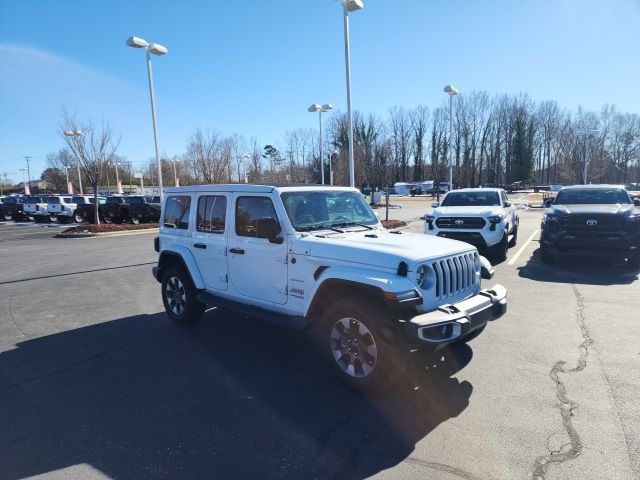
[304, 266, 418, 317]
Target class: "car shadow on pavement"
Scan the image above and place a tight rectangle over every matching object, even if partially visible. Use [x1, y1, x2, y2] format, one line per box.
[517, 247, 639, 286]
[0, 311, 473, 480]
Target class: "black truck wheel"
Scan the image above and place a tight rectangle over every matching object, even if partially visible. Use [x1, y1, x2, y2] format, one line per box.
[319, 298, 408, 391]
[493, 233, 508, 262]
[161, 265, 205, 326]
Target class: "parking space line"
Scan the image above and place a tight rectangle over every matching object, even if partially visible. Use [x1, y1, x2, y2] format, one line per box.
[508, 229, 539, 266]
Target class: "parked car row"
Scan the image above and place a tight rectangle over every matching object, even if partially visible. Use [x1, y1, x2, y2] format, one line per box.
[423, 184, 640, 267]
[0, 194, 161, 224]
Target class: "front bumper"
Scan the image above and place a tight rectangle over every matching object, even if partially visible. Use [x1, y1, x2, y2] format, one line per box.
[541, 229, 640, 257]
[406, 284, 507, 345]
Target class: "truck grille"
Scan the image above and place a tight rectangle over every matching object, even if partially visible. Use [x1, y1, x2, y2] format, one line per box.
[562, 215, 624, 234]
[431, 252, 479, 300]
[435, 217, 486, 229]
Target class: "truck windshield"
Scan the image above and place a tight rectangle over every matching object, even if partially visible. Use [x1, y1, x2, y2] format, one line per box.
[441, 191, 501, 207]
[128, 197, 144, 205]
[554, 188, 631, 205]
[281, 190, 378, 231]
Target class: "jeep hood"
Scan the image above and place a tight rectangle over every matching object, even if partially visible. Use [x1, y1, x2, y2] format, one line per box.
[297, 230, 475, 270]
[551, 204, 635, 215]
[433, 206, 502, 216]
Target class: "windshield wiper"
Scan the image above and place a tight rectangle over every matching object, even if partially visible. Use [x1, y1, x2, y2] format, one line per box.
[297, 224, 344, 233]
[331, 221, 374, 230]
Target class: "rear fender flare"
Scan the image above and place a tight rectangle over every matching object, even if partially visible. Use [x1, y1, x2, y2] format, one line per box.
[157, 246, 205, 290]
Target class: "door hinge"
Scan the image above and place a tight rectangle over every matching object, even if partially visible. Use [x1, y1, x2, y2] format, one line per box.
[219, 273, 228, 283]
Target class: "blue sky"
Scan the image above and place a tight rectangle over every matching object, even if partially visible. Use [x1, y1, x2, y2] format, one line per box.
[1, 0, 640, 182]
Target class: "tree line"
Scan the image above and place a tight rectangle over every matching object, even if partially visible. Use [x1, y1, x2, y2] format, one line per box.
[40, 95, 640, 194]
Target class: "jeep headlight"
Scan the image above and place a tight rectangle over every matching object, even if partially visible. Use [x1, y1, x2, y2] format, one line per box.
[416, 264, 427, 288]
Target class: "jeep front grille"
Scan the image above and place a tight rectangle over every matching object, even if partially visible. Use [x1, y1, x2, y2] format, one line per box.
[432, 252, 479, 300]
[435, 217, 486, 229]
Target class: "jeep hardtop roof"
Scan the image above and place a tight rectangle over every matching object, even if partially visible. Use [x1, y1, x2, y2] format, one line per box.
[164, 184, 359, 195]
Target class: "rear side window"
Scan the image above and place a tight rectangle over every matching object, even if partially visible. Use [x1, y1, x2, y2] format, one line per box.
[106, 197, 123, 204]
[164, 195, 191, 230]
[236, 196, 278, 237]
[197, 196, 227, 233]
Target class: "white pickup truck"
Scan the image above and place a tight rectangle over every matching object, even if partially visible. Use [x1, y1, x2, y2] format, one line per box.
[152, 184, 507, 390]
[24, 196, 54, 222]
[425, 188, 519, 261]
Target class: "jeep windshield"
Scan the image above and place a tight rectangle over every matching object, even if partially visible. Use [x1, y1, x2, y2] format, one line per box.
[441, 191, 500, 207]
[554, 188, 631, 205]
[281, 190, 378, 232]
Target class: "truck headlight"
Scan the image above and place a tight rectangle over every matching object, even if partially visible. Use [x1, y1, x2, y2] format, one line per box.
[487, 214, 504, 231]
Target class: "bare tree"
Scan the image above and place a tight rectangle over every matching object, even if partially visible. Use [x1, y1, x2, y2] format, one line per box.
[60, 111, 120, 224]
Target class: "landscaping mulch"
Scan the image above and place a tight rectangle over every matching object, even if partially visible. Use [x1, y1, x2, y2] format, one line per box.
[62, 223, 159, 234]
[381, 220, 407, 229]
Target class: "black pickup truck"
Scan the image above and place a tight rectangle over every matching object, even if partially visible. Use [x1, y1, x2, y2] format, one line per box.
[74, 196, 106, 223]
[128, 196, 161, 224]
[103, 196, 160, 224]
[0, 196, 26, 221]
[540, 185, 640, 266]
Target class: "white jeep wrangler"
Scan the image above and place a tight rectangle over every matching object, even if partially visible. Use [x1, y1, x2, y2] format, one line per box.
[425, 188, 519, 261]
[153, 185, 507, 389]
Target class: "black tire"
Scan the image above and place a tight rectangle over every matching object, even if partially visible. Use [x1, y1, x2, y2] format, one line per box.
[161, 265, 205, 326]
[454, 323, 486, 343]
[73, 211, 84, 223]
[103, 215, 114, 224]
[318, 298, 408, 391]
[2, 214, 11, 221]
[493, 233, 508, 262]
[131, 216, 140, 225]
[508, 224, 518, 248]
[48, 214, 58, 223]
[540, 245, 554, 264]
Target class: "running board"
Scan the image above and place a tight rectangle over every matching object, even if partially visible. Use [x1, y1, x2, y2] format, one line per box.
[196, 291, 307, 330]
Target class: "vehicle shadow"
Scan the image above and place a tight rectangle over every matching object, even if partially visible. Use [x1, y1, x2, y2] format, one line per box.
[517, 247, 639, 286]
[0, 311, 473, 480]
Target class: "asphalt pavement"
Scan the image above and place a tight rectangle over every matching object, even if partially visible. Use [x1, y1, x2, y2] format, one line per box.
[0, 212, 638, 480]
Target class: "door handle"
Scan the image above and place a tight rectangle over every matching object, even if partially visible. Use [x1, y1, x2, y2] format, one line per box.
[193, 243, 207, 249]
[229, 248, 245, 254]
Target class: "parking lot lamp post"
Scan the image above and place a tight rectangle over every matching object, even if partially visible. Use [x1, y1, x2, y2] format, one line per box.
[126, 36, 168, 203]
[308, 104, 333, 185]
[64, 130, 85, 194]
[581, 129, 599, 185]
[341, 0, 363, 188]
[444, 85, 459, 190]
[63, 165, 72, 193]
[19, 168, 28, 194]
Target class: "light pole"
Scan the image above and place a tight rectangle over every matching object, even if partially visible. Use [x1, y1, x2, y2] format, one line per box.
[127, 36, 168, 202]
[235, 155, 250, 184]
[340, 0, 363, 188]
[63, 165, 71, 193]
[308, 103, 333, 185]
[64, 130, 84, 194]
[114, 161, 121, 193]
[444, 85, 459, 191]
[172, 158, 179, 187]
[580, 129, 599, 185]
[19, 168, 28, 194]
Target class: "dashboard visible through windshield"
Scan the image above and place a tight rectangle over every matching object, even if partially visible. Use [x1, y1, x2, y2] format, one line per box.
[281, 191, 378, 232]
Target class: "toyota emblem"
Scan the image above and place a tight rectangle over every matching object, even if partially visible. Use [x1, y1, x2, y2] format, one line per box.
[454, 219, 464, 225]
[586, 219, 598, 226]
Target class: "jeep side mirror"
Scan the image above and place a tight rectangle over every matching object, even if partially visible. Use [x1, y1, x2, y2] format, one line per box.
[504, 201, 511, 207]
[634, 198, 640, 207]
[431, 202, 439, 208]
[255, 217, 282, 243]
[544, 198, 554, 208]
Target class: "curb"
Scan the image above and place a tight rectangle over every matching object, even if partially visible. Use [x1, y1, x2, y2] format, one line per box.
[56, 228, 158, 239]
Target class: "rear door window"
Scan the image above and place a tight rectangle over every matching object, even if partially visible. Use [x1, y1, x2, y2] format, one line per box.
[164, 195, 191, 230]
